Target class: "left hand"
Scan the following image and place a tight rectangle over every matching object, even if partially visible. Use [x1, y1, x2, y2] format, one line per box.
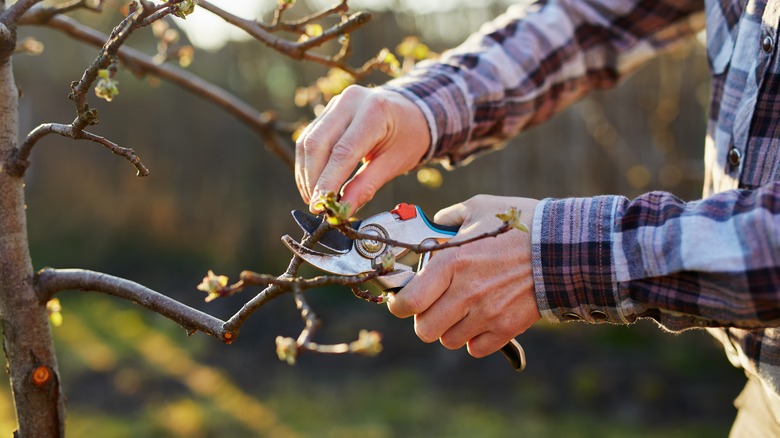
[387, 195, 542, 358]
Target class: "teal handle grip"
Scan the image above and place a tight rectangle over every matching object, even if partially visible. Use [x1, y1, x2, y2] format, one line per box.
[417, 207, 459, 236]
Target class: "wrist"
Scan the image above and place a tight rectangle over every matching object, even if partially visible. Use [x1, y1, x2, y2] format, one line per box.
[532, 196, 631, 324]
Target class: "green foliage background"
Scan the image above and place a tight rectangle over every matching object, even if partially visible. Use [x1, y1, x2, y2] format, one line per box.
[2, 1, 743, 436]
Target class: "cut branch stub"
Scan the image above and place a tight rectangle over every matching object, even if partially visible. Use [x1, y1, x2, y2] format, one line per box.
[31, 365, 52, 386]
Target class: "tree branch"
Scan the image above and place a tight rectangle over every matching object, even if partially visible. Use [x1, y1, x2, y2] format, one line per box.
[35, 268, 236, 343]
[293, 288, 319, 345]
[338, 221, 514, 253]
[0, 0, 41, 26]
[224, 221, 332, 331]
[199, 0, 375, 79]
[18, 11, 294, 170]
[68, 3, 156, 124]
[264, 0, 349, 34]
[8, 122, 149, 177]
[38, 0, 103, 19]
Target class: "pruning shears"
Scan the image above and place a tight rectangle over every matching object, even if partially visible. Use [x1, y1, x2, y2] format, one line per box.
[282, 203, 526, 372]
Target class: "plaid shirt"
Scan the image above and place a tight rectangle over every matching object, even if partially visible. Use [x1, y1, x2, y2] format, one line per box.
[385, 0, 780, 400]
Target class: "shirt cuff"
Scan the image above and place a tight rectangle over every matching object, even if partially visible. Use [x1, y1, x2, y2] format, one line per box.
[531, 196, 631, 324]
[381, 63, 474, 168]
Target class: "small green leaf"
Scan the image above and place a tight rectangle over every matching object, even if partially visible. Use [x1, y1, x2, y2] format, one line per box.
[171, 0, 198, 19]
[517, 223, 530, 233]
[94, 69, 119, 102]
[196, 270, 229, 302]
[496, 207, 529, 232]
[312, 191, 351, 225]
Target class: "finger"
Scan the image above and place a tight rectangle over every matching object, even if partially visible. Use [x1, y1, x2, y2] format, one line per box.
[295, 106, 330, 204]
[311, 108, 389, 212]
[295, 119, 324, 204]
[413, 295, 468, 345]
[439, 315, 476, 350]
[387, 254, 453, 319]
[295, 140, 307, 204]
[466, 332, 507, 359]
[433, 202, 470, 226]
[299, 99, 353, 203]
[339, 155, 406, 215]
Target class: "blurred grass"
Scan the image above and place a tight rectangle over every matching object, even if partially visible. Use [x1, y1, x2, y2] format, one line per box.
[0, 294, 738, 437]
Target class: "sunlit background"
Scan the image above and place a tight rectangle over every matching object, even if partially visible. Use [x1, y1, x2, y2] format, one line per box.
[2, 0, 743, 436]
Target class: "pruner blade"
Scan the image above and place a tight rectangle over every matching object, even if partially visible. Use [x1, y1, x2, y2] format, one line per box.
[290, 210, 359, 253]
[283, 203, 527, 372]
[281, 235, 373, 276]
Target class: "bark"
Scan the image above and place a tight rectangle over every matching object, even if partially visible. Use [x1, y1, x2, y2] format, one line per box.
[0, 31, 65, 438]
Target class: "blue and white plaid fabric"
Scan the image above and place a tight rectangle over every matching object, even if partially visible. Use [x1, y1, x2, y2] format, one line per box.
[384, 0, 780, 399]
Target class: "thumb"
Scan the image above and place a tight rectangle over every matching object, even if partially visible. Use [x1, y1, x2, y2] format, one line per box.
[339, 154, 406, 216]
[433, 202, 469, 226]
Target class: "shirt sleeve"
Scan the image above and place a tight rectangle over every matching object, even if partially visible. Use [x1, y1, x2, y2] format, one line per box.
[533, 181, 780, 331]
[382, 0, 704, 167]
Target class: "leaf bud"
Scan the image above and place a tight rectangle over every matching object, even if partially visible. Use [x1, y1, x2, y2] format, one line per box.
[275, 336, 298, 365]
[349, 330, 382, 356]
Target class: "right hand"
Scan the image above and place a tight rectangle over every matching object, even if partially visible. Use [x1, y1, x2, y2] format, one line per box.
[295, 85, 431, 214]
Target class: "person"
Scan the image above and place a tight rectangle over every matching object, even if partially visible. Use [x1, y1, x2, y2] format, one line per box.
[293, 0, 780, 434]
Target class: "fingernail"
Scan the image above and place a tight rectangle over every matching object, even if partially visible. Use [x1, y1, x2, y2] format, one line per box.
[384, 292, 396, 307]
[309, 188, 321, 213]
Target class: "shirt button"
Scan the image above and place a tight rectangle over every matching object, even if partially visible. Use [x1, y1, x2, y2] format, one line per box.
[590, 310, 608, 321]
[728, 147, 742, 167]
[763, 35, 774, 53]
[562, 312, 582, 321]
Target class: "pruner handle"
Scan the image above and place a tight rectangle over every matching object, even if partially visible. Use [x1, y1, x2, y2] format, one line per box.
[499, 338, 526, 372]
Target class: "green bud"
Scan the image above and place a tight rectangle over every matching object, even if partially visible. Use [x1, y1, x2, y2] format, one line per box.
[172, 0, 198, 19]
[94, 69, 119, 102]
[196, 270, 229, 302]
[495, 207, 529, 232]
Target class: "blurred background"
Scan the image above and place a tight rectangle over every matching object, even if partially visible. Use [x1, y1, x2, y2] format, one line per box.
[3, 0, 745, 436]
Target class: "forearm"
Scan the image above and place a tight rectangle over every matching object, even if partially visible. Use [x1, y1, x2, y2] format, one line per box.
[534, 181, 780, 331]
[384, 0, 704, 167]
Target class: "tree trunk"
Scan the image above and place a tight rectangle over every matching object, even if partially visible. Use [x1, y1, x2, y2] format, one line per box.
[0, 29, 66, 437]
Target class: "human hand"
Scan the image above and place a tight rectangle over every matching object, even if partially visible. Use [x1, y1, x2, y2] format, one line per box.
[295, 85, 430, 215]
[387, 195, 542, 358]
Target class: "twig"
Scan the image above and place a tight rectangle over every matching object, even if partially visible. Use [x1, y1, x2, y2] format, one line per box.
[36, 0, 102, 18]
[264, 0, 349, 34]
[35, 268, 235, 342]
[199, 0, 377, 79]
[337, 221, 514, 253]
[299, 342, 350, 354]
[68, 3, 151, 122]
[5, 2, 180, 177]
[223, 221, 333, 331]
[18, 11, 294, 170]
[351, 286, 385, 304]
[293, 287, 320, 345]
[0, 0, 41, 26]
[9, 122, 149, 177]
[231, 269, 380, 291]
